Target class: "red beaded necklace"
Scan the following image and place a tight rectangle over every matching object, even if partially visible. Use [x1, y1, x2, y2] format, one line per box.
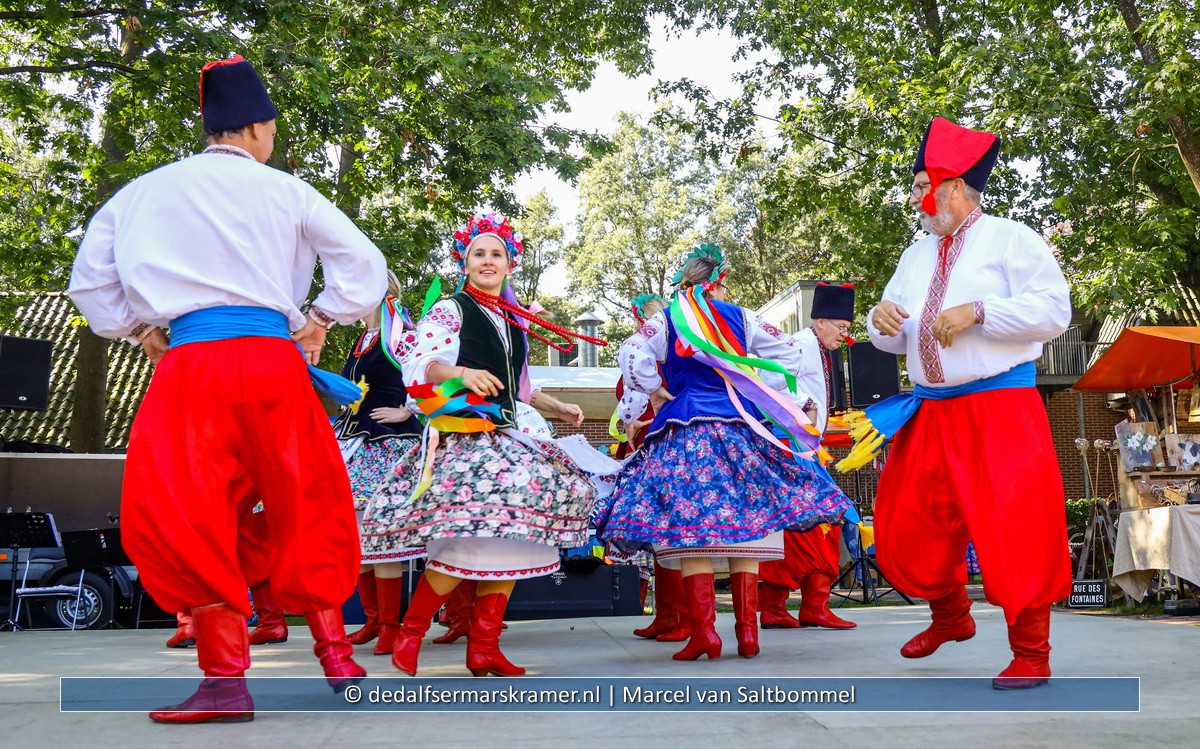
[462, 283, 608, 353]
[352, 329, 379, 358]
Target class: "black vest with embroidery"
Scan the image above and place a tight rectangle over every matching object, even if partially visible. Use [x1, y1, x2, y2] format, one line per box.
[451, 291, 526, 429]
[333, 332, 422, 440]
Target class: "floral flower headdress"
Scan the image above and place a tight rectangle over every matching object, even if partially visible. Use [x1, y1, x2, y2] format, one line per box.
[451, 212, 524, 270]
[671, 243, 728, 292]
[629, 293, 667, 325]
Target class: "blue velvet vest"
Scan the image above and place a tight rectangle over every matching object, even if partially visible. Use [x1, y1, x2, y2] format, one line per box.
[646, 299, 763, 439]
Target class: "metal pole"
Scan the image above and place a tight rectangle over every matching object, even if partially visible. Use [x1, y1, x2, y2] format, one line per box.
[1077, 391, 1091, 498]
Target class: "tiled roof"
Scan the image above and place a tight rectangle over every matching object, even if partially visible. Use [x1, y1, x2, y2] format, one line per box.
[1, 293, 151, 451]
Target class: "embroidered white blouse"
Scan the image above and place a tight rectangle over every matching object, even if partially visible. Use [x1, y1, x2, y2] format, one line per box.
[402, 298, 536, 402]
[866, 213, 1071, 388]
[69, 150, 386, 341]
[618, 307, 813, 407]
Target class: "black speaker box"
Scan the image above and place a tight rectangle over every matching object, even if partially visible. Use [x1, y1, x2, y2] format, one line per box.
[506, 563, 642, 620]
[0, 335, 54, 411]
[847, 341, 901, 407]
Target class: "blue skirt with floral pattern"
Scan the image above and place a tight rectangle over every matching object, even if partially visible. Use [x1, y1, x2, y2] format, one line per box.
[595, 420, 851, 548]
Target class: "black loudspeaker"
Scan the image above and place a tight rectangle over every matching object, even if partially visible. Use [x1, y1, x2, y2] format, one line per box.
[506, 563, 642, 620]
[827, 348, 848, 413]
[847, 341, 901, 407]
[0, 335, 53, 411]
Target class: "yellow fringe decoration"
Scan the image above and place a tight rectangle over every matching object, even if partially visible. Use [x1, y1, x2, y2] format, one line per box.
[834, 410, 885, 472]
[347, 377, 370, 415]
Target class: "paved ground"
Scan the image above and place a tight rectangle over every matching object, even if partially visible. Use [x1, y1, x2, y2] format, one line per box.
[2, 603, 1197, 748]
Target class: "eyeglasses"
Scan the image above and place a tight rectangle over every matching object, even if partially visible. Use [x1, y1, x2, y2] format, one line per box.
[909, 181, 932, 199]
[819, 320, 851, 334]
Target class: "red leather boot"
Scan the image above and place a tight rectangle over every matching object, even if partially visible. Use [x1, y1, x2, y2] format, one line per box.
[759, 581, 801, 629]
[166, 611, 196, 648]
[432, 580, 477, 644]
[730, 571, 760, 658]
[672, 573, 722, 661]
[992, 606, 1052, 690]
[466, 592, 525, 677]
[634, 562, 687, 640]
[149, 604, 253, 724]
[347, 569, 380, 645]
[391, 576, 455, 676]
[306, 608, 367, 693]
[797, 573, 856, 629]
[373, 574, 404, 655]
[247, 582, 288, 645]
[901, 586, 975, 658]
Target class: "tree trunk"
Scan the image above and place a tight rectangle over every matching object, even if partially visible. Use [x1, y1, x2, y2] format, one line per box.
[1115, 0, 1200, 197]
[67, 326, 110, 452]
[69, 6, 145, 452]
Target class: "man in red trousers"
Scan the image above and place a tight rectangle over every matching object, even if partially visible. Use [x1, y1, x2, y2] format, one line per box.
[759, 282, 857, 631]
[866, 117, 1073, 689]
[69, 55, 385, 722]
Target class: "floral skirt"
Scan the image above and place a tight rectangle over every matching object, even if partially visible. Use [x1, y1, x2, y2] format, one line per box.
[360, 430, 599, 564]
[343, 435, 427, 564]
[595, 421, 851, 552]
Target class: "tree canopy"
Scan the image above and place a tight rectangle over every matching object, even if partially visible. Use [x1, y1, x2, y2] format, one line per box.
[663, 0, 1200, 319]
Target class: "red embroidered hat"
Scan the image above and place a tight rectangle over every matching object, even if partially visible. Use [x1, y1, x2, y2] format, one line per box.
[911, 117, 1000, 215]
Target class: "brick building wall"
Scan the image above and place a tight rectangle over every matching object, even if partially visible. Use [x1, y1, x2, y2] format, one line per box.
[555, 419, 614, 446]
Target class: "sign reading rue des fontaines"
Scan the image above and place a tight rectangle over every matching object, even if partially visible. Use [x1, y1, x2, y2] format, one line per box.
[1068, 579, 1107, 607]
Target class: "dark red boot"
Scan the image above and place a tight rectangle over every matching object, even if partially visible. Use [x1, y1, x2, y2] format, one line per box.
[306, 608, 367, 693]
[759, 581, 801, 629]
[391, 576, 455, 676]
[347, 569, 380, 645]
[373, 574, 404, 655]
[672, 573, 722, 661]
[901, 587, 975, 658]
[992, 606, 1052, 690]
[247, 582, 288, 645]
[166, 611, 196, 648]
[731, 571, 760, 658]
[432, 580, 477, 644]
[466, 592, 525, 677]
[797, 573, 856, 629]
[635, 562, 687, 640]
[149, 604, 253, 724]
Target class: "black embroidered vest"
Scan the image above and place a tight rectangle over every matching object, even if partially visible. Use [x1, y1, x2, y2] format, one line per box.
[451, 291, 526, 429]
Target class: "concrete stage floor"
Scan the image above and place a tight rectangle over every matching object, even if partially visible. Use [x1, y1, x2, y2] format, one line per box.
[2, 602, 1196, 748]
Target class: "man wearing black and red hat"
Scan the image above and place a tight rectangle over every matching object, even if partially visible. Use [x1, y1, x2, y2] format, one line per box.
[69, 55, 385, 721]
[760, 282, 858, 631]
[866, 117, 1072, 689]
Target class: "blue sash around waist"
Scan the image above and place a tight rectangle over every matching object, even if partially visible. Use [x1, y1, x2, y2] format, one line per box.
[835, 361, 1035, 471]
[169, 306, 363, 405]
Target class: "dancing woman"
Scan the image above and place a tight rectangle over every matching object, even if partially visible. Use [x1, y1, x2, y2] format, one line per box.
[331, 270, 429, 655]
[362, 213, 617, 677]
[597, 244, 852, 660]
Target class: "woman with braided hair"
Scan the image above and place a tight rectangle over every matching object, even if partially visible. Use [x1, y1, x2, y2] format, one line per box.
[596, 244, 852, 661]
[362, 212, 620, 678]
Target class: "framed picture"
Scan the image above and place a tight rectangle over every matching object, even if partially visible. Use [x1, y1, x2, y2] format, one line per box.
[1165, 434, 1200, 470]
[1114, 421, 1163, 472]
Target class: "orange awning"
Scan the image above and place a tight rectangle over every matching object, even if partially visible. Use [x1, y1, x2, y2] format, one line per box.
[1073, 326, 1200, 391]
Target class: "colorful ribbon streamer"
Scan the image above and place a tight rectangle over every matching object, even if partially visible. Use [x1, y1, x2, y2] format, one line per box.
[668, 287, 829, 463]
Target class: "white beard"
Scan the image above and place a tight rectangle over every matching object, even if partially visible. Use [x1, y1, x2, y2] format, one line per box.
[918, 200, 957, 236]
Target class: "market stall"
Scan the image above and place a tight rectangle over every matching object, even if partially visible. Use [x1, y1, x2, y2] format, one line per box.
[1073, 326, 1200, 602]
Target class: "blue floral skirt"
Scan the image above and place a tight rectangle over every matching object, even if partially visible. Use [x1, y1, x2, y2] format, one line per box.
[595, 421, 851, 548]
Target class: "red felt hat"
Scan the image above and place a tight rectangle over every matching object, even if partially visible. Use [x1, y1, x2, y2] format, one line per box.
[912, 117, 1000, 215]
